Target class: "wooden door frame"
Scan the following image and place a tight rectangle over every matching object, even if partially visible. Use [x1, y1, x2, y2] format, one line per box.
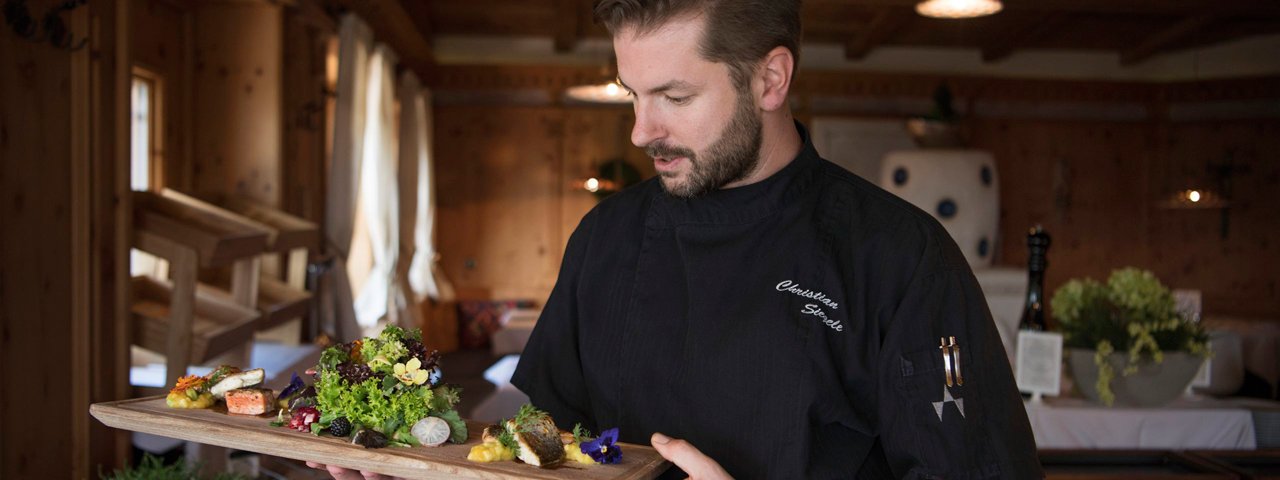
[77, 0, 132, 474]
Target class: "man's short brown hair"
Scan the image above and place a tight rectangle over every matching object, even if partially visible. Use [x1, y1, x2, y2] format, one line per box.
[593, 0, 802, 89]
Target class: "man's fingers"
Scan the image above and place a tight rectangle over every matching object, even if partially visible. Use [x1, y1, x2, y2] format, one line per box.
[651, 432, 732, 479]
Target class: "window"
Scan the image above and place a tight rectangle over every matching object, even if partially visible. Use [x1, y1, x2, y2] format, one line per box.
[130, 68, 163, 191]
[130, 68, 166, 276]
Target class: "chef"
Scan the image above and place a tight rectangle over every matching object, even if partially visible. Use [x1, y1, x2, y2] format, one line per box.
[314, 0, 1042, 478]
[511, 1, 1043, 479]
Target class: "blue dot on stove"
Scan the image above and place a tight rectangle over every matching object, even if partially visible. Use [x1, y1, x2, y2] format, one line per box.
[981, 166, 992, 186]
[978, 237, 990, 257]
[937, 199, 958, 219]
[893, 167, 908, 186]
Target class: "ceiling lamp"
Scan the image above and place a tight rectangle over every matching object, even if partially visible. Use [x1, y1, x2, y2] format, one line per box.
[915, 0, 1003, 19]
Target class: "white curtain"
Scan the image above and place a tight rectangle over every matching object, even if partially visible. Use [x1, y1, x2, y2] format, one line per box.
[398, 74, 450, 303]
[391, 71, 424, 327]
[352, 44, 400, 329]
[322, 14, 372, 342]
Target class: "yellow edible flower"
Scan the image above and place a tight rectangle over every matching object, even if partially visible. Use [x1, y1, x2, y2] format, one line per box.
[393, 357, 429, 385]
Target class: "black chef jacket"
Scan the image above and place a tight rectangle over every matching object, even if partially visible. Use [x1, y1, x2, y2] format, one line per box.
[512, 123, 1042, 479]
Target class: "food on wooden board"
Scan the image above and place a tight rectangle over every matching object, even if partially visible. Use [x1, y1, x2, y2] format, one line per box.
[165, 365, 260, 409]
[225, 388, 274, 415]
[209, 368, 265, 398]
[468, 404, 622, 467]
[270, 326, 466, 449]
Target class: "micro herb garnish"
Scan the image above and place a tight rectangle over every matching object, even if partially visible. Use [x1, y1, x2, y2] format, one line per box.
[511, 403, 546, 434]
[572, 423, 594, 444]
[497, 428, 519, 454]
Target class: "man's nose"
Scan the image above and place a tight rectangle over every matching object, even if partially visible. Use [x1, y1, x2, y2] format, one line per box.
[630, 102, 663, 148]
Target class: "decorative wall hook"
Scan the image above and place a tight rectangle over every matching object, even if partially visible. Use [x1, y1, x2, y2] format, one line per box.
[4, 0, 87, 51]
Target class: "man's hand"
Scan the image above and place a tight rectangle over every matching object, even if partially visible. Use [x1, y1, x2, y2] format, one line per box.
[650, 432, 733, 480]
[305, 461, 400, 480]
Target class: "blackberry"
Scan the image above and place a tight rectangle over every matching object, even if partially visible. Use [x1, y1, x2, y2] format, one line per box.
[329, 417, 353, 437]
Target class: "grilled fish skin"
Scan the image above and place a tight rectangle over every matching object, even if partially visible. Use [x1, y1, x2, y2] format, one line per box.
[507, 418, 565, 467]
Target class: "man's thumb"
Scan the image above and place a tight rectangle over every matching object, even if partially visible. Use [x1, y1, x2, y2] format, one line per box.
[651, 432, 724, 478]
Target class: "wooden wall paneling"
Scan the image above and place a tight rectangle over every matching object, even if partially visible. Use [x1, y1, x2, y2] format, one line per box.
[970, 120, 1157, 305]
[282, 6, 334, 227]
[192, 2, 283, 207]
[558, 106, 654, 250]
[1150, 121, 1280, 318]
[434, 106, 566, 302]
[131, 0, 190, 191]
[426, 67, 1280, 321]
[0, 0, 84, 476]
[91, 0, 135, 473]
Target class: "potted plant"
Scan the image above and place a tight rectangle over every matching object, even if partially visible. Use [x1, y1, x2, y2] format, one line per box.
[905, 83, 964, 148]
[1051, 267, 1210, 406]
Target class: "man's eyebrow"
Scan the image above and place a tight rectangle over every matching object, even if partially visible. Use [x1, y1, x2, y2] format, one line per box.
[616, 78, 695, 96]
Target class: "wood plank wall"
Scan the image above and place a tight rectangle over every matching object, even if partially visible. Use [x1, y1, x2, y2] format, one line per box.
[432, 105, 654, 301]
[431, 93, 1280, 320]
[131, 0, 190, 191]
[0, 0, 130, 476]
[0, 5, 76, 475]
[191, 2, 283, 207]
[972, 118, 1280, 319]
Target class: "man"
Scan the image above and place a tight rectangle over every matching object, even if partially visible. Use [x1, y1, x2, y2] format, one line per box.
[318, 0, 1041, 478]
[512, 1, 1042, 478]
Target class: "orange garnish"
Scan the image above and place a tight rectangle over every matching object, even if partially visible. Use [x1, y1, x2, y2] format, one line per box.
[350, 340, 364, 363]
[170, 374, 207, 394]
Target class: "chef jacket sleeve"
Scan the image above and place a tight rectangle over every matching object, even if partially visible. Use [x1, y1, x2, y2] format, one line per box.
[510, 210, 597, 432]
[874, 264, 1044, 479]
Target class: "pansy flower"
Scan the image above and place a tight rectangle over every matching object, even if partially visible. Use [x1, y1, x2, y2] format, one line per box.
[393, 357, 430, 385]
[580, 427, 622, 464]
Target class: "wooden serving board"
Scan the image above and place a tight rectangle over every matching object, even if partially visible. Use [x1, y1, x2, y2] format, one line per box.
[90, 397, 669, 480]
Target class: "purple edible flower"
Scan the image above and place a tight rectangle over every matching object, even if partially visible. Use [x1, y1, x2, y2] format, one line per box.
[580, 427, 622, 464]
[278, 372, 305, 399]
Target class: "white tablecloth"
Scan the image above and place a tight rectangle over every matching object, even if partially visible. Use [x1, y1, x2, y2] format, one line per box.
[1025, 396, 1257, 450]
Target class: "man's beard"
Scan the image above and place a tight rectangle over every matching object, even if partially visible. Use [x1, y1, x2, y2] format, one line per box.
[646, 90, 763, 199]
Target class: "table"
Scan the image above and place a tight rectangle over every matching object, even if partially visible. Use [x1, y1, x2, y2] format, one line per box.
[1026, 396, 1260, 450]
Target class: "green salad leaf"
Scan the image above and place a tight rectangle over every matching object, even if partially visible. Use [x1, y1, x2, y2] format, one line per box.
[429, 385, 462, 412]
[434, 409, 469, 444]
[305, 326, 464, 448]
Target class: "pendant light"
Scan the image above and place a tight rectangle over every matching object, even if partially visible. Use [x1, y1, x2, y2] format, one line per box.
[915, 0, 1003, 19]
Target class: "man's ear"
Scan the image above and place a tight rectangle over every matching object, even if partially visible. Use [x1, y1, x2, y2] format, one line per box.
[755, 46, 794, 112]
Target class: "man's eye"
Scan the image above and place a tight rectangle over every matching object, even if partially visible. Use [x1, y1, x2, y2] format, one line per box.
[666, 95, 690, 105]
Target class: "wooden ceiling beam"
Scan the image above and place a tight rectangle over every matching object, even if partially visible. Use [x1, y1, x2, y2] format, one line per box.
[806, 0, 1280, 16]
[845, 8, 913, 60]
[1120, 15, 1219, 66]
[289, 0, 336, 32]
[399, 0, 436, 56]
[980, 13, 1066, 63]
[335, 0, 435, 75]
[553, 0, 582, 52]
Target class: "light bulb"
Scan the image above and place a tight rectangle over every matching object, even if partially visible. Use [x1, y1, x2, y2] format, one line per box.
[585, 178, 601, 193]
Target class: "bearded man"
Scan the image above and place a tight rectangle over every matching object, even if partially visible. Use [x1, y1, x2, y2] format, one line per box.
[316, 0, 1042, 478]
[512, 1, 1043, 478]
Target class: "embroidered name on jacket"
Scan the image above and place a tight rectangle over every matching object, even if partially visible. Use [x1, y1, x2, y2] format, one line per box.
[776, 280, 844, 332]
